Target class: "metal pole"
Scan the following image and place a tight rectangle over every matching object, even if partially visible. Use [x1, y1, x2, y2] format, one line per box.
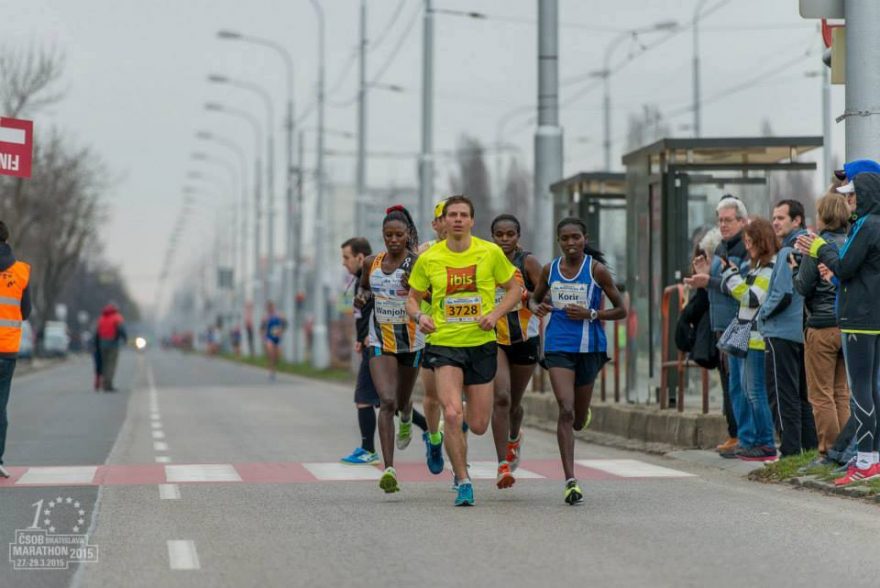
[844, 0, 880, 161]
[294, 130, 306, 363]
[602, 73, 611, 170]
[821, 52, 832, 181]
[253, 155, 264, 356]
[310, 0, 330, 370]
[534, 0, 563, 264]
[266, 127, 276, 302]
[418, 0, 435, 235]
[283, 95, 296, 363]
[693, 0, 708, 138]
[355, 0, 368, 238]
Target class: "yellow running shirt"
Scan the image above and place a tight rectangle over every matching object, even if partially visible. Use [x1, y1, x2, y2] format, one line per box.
[409, 236, 516, 348]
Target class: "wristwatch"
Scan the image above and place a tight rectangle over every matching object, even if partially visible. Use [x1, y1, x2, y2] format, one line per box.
[589, 309, 599, 321]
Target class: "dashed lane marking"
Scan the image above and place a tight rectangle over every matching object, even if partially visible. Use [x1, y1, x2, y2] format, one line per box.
[167, 540, 200, 571]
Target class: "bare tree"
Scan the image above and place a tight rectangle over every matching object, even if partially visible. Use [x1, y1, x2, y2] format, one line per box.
[499, 157, 533, 246]
[626, 104, 670, 153]
[0, 45, 65, 117]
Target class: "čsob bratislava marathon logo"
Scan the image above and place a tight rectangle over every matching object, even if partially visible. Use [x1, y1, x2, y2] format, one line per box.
[8, 496, 99, 570]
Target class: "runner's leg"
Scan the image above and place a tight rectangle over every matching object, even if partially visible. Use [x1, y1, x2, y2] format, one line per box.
[436, 366, 467, 480]
[491, 348, 512, 462]
[421, 369, 442, 434]
[508, 363, 534, 440]
[463, 382, 494, 435]
[369, 354, 401, 469]
[573, 383, 594, 431]
[549, 367, 577, 481]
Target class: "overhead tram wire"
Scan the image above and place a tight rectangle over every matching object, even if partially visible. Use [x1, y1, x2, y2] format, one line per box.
[327, 0, 423, 108]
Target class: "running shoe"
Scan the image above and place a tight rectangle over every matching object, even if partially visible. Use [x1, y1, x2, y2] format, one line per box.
[454, 481, 475, 506]
[340, 447, 379, 465]
[379, 467, 400, 493]
[0, 464, 9, 478]
[833, 463, 880, 487]
[564, 479, 584, 505]
[496, 461, 515, 489]
[736, 445, 778, 462]
[580, 408, 592, 431]
[424, 431, 445, 475]
[397, 416, 413, 450]
[505, 434, 522, 472]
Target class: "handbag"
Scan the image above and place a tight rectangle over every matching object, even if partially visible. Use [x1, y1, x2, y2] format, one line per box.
[716, 318, 753, 358]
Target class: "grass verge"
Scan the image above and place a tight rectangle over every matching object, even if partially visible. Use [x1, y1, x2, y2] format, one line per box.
[217, 353, 354, 382]
[749, 450, 819, 482]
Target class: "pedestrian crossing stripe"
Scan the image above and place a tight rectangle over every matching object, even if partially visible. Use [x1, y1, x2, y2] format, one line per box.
[0, 459, 694, 489]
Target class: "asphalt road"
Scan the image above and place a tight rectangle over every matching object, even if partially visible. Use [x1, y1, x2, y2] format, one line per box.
[1, 350, 879, 588]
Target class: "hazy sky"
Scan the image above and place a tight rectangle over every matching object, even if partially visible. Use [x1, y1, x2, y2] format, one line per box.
[1, 0, 841, 310]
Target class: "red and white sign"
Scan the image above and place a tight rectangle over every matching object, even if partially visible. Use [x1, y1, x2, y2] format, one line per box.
[0, 117, 34, 178]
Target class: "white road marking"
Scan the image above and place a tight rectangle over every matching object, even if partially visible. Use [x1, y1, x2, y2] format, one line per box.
[576, 459, 695, 478]
[151, 422, 162, 429]
[450, 461, 545, 480]
[152, 430, 165, 439]
[150, 412, 161, 421]
[159, 484, 181, 500]
[16, 466, 98, 485]
[155, 456, 172, 463]
[167, 540, 200, 570]
[304, 463, 382, 481]
[165, 464, 242, 483]
[154, 441, 169, 452]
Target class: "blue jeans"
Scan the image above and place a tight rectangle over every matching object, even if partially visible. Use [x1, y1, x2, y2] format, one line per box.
[730, 350, 775, 448]
[0, 358, 18, 465]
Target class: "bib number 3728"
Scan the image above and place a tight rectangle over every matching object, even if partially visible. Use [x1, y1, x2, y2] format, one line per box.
[444, 296, 481, 323]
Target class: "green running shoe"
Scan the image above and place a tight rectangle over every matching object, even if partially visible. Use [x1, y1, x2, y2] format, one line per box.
[564, 479, 584, 505]
[379, 467, 400, 494]
[397, 417, 413, 450]
[579, 408, 592, 431]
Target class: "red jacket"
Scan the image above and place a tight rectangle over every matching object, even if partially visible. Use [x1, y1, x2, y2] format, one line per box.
[97, 305, 125, 342]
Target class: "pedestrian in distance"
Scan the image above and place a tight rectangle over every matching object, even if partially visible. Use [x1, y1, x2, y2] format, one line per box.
[96, 303, 126, 392]
[361, 205, 427, 493]
[490, 214, 543, 489]
[530, 217, 627, 505]
[0, 221, 32, 478]
[262, 300, 285, 381]
[798, 166, 880, 486]
[406, 195, 522, 506]
[91, 327, 103, 391]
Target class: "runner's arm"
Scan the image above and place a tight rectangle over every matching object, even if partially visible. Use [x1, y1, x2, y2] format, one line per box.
[528, 264, 554, 318]
[524, 254, 543, 299]
[406, 287, 435, 334]
[593, 261, 627, 321]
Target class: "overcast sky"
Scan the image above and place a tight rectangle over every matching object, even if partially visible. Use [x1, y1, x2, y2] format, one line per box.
[2, 0, 841, 311]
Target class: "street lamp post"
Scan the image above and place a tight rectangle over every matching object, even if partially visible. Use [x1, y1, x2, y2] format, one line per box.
[309, 0, 330, 370]
[692, 0, 710, 138]
[217, 30, 299, 365]
[205, 102, 265, 356]
[419, 0, 435, 237]
[355, 0, 368, 238]
[208, 75, 276, 305]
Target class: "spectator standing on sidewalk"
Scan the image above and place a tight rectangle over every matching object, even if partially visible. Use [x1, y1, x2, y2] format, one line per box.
[690, 197, 748, 453]
[0, 221, 32, 478]
[792, 193, 850, 455]
[96, 303, 127, 392]
[757, 199, 817, 457]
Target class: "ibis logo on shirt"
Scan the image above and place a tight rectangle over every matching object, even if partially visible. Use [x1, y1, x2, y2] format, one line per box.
[446, 265, 477, 294]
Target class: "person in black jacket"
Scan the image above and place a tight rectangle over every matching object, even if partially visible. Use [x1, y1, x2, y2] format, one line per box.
[340, 237, 382, 465]
[798, 168, 880, 485]
[792, 192, 850, 456]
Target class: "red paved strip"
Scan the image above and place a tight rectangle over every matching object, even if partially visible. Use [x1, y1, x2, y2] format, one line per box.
[0, 459, 647, 489]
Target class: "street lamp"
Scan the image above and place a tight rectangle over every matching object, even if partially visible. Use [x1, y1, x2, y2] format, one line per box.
[207, 74, 277, 305]
[590, 20, 678, 170]
[217, 29, 299, 363]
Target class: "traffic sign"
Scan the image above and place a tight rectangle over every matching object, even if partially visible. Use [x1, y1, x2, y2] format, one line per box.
[799, 0, 844, 19]
[0, 117, 34, 178]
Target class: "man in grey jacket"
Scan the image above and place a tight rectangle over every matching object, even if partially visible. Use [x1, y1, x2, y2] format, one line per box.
[758, 199, 818, 457]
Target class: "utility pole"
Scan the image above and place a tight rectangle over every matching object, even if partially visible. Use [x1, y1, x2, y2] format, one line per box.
[844, 1, 880, 161]
[821, 53, 832, 182]
[252, 155, 263, 355]
[355, 0, 368, 238]
[310, 0, 330, 370]
[419, 0, 435, 235]
[692, 0, 709, 138]
[534, 0, 562, 264]
[293, 130, 306, 363]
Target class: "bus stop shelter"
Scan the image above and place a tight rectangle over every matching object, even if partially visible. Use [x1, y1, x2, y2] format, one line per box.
[621, 136, 822, 405]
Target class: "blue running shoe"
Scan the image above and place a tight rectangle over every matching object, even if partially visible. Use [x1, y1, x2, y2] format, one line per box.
[454, 481, 475, 506]
[340, 447, 379, 465]
[424, 432, 445, 475]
